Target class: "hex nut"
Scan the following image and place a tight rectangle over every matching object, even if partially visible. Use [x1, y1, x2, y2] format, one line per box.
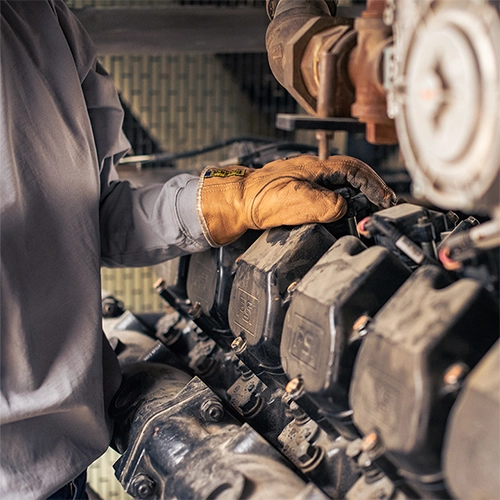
[297, 442, 324, 472]
[188, 301, 202, 319]
[231, 336, 247, 354]
[285, 377, 305, 399]
[200, 398, 224, 423]
[131, 474, 156, 499]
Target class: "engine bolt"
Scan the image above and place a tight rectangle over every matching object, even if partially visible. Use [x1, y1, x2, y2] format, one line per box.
[353, 315, 371, 337]
[297, 442, 324, 472]
[131, 474, 155, 499]
[361, 431, 380, 453]
[231, 336, 247, 354]
[187, 301, 202, 319]
[101, 297, 124, 318]
[444, 362, 469, 386]
[200, 398, 224, 423]
[285, 377, 305, 399]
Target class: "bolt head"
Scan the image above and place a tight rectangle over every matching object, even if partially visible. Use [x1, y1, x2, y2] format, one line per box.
[131, 474, 155, 499]
[200, 398, 224, 423]
[353, 315, 371, 336]
[285, 377, 304, 398]
[444, 362, 469, 386]
[231, 336, 247, 354]
[188, 301, 202, 319]
[361, 431, 380, 452]
[297, 442, 323, 471]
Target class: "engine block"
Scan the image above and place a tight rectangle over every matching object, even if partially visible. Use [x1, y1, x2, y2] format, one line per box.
[104, 186, 499, 499]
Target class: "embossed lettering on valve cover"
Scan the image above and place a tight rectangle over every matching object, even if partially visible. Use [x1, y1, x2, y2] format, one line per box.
[356, 363, 403, 434]
[196, 270, 208, 294]
[234, 288, 258, 337]
[290, 314, 323, 371]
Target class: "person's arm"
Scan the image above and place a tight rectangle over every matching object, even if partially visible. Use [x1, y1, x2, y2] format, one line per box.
[99, 162, 210, 267]
[85, 59, 211, 267]
[57, 1, 395, 268]
[54, 1, 211, 267]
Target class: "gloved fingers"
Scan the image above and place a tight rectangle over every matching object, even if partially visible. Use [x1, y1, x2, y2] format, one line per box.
[260, 155, 397, 209]
[313, 156, 397, 208]
[250, 178, 348, 229]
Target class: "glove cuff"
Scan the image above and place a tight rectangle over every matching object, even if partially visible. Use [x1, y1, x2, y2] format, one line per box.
[196, 166, 222, 247]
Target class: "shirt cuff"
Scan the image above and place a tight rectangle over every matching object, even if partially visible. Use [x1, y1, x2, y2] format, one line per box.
[175, 174, 214, 250]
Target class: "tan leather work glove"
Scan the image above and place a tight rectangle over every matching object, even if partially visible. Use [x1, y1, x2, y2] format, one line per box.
[196, 155, 397, 246]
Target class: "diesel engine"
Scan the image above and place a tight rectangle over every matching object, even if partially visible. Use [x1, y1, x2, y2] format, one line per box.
[103, 1, 500, 498]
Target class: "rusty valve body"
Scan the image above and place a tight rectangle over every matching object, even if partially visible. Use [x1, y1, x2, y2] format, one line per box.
[266, 0, 397, 145]
[348, 0, 397, 144]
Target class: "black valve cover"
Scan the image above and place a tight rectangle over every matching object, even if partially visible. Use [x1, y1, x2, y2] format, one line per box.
[186, 231, 260, 333]
[155, 255, 191, 302]
[443, 341, 500, 500]
[228, 224, 335, 367]
[281, 236, 410, 414]
[350, 265, 499, 478]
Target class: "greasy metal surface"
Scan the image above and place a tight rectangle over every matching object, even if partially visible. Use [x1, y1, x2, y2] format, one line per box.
[266, 1, 341, 114]
[281, 236, 410, 412]
[228, 224, 335, 365]
[304, 21, 357, 159]
[278, 412, 361, 497]
[113, 367, 324, 499]
[112, 198, 499, 500]
[186, 231, 261, 337]
[265, 0, 396, 146]
[301, 24, 356, 117]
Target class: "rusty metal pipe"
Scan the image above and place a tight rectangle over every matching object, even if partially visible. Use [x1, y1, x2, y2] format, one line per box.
[266, 0, 335, 80]
[266, 0, 336, 80]
[266, 0, 338, 113]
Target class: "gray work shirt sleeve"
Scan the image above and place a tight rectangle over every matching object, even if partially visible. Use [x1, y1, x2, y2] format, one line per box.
[99, 166, 210, 267]
[71, 20, 211, 267]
